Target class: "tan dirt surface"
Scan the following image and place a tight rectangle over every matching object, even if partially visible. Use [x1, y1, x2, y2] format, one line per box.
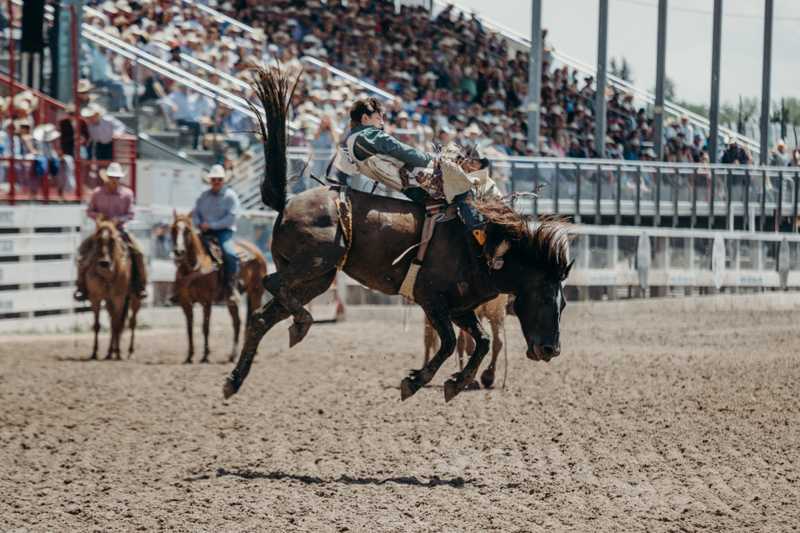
[1, 303, 799, 532]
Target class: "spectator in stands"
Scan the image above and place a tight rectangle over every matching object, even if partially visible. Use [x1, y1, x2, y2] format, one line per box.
[720, 138, 752, 165]
[164, 83, 210, 150]
[770, 139, 790, 167]
[791, 149, 800, 167]
[310, 115, 339, 178]
[81, 103, 125, 161]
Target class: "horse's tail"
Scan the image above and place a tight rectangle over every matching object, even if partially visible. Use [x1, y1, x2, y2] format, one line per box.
[248, 65, 301, 214]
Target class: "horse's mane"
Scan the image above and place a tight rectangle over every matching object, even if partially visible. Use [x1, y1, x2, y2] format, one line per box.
[475, 198, 572, 279]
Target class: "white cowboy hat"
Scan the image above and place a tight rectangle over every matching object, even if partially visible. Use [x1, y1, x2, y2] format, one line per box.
[202, 164, 229, 183]
[33, 123, 61, 143]
[100, 162, 127, 182]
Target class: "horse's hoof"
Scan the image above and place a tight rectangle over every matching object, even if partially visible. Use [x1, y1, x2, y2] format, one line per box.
[88, 354, 97, 361]
[443, 379, 460, 403]
[200, 358, 210, 364]
[183, 358, 192, 365]
[400, 377, 419, 401]
[480, 370, 495, 389]
[465, 380, 481, 391]
[104, 354, 113, 361]
[222, 378, 237, 399]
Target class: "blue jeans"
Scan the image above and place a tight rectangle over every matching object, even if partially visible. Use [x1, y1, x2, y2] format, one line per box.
[204, 229, 239, 285]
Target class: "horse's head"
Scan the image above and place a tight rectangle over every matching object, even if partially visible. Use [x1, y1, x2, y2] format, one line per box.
[170, 211, 197, 266]
[482, 211, 573, 362]
[91, 219, 123, 274]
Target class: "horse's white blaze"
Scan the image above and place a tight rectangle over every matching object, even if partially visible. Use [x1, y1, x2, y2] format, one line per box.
[175, 222, 186, 254]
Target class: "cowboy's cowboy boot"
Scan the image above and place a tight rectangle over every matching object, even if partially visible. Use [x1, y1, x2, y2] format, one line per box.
[441, 159, 486, 245]
[73, 260, 90, 301]
[454, 191, 487, 246]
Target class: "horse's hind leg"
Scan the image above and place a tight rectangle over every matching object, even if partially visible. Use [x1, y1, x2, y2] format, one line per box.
[224, 270, 337, 398]
[480, 319, 503, 389]
[443, 312, 490, 402]
[200, 302, 212, 363]
[226, 299, 241, 363]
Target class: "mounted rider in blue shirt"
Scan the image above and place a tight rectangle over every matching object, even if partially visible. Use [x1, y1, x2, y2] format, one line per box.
[192, 164, 241, 303]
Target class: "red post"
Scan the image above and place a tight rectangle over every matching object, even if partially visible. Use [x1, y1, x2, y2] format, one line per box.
[70, 5, 82, 201]
[7, 0, 16, 205]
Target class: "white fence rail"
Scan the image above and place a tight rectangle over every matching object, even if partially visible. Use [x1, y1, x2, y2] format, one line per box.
[1, 203, 798, 323]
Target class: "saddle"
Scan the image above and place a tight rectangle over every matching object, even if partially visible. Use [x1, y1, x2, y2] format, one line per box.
[200, 234, 255, 293]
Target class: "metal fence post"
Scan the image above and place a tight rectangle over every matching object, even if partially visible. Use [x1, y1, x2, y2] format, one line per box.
[793, 171, 799, 233]
[655, 167, 662, 227]
[776, 172, 784, 232]
[760, 170, 767, 231]
[635, 166, 642, 226]
[709, 168, 716, 229]
[744, 168, 751, 231]
[595, 166, 602, 225]
[615, 166, 622, 225]
[726, 171, 733, 231]
[554, 162, 560, 216]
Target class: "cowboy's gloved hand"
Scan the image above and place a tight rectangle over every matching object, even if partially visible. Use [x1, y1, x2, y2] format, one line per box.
[441, 159, 473, 203]
[200, 223, 210, 231]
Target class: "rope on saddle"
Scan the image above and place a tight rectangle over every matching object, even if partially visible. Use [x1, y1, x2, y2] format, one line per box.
[335, 188, 353, 271]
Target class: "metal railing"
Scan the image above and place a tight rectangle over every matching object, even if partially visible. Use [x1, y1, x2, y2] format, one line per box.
[235, 148, 799, 233]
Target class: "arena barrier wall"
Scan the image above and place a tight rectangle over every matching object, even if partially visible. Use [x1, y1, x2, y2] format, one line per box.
[2, 202, 799, 333]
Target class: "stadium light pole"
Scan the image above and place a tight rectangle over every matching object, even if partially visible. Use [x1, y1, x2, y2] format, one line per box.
[595, 0, 609, 158]
[759, 0, 774, 165]
[653, 0, 668, 160]
[708, 0, 723, 163]
[527, 0, 543, 153]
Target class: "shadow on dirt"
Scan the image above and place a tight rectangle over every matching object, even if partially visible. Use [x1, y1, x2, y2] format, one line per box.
[186, 467, 472, 489]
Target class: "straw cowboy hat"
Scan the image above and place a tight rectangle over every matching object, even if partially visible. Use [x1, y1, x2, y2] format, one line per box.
[100, 162, 127, 182]
[202, 164, 229, 183]
[33, 124, 61, 143]
[80, 103, 105, 119]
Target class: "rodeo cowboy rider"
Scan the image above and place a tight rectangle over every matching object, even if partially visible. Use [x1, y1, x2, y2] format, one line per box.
[191, 164, 242, 304]
[74, 162, 148, 301]
[334, 97, 497, 245]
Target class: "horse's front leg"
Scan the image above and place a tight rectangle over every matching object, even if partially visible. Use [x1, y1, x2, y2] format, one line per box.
[104, 300, 116, 360]
[200, 302, 211, 363]
[182, 302, 194, 363]
[89, 301, 101, 360]
[400, 303, 456, 401]
[444, 311, 490, 402]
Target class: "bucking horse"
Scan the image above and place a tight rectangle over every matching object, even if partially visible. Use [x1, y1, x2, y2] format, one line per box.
[223, 67, 572, 402]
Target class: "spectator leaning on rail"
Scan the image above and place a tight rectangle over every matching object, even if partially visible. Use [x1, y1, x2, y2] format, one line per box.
[770, 139, 791, 167]
[81, 103, 126, 161]
[192, 165, 242, 304]
[74, 162, 148, 301]
[334, 97, 488, 244]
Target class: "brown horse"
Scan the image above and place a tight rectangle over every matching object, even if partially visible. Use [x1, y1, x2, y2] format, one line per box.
[424, 293, 509, 389]
[223, 67, 572, 402]
[170, 213, 267, 363]
[83, 219, 142, 360]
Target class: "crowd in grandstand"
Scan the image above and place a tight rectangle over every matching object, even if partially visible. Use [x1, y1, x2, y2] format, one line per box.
[5, 0, 800, 202]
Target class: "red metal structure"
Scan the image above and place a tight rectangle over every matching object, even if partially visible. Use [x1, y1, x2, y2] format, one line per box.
[0, 3, 136, 204]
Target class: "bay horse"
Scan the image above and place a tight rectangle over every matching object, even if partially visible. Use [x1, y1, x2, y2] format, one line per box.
[170, 213, 267, 363]
[424, 293, 509, 389]
[84, 219, 142, 360]
[224, 67, 572, 402]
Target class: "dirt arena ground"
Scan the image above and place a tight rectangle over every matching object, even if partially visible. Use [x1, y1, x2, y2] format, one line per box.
[1, 300, 799, 532]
